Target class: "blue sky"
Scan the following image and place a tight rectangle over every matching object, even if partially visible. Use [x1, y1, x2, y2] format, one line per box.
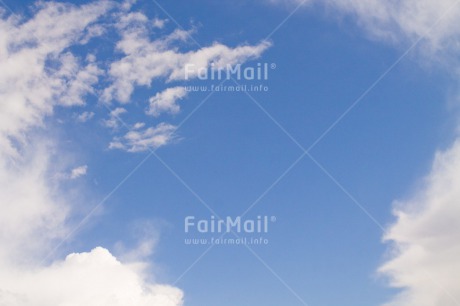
[2, 0, 460, 306]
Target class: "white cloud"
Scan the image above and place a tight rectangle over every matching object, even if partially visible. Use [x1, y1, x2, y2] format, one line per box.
[55, 164, 89, 180]
[152, 17, 167, 29]
[70, 165, 88, 179]
[79, 24, 106, 44]
[121, 0, 138, 11]
[102, 107, 127, 129]
[329, 0, 460, 58]
[133, 122, 146, 129]
[147, 87, 188, 117]
[102, 11, 271, 103]
[109, 123, 177, 152]
[0, 141, 69, 265]
[379, 140, 460, 306]
[0, 0, 110, 157]
[1, 247, 183, 306]
[56, 53, 102, 106]
[76, 111, 95, 122]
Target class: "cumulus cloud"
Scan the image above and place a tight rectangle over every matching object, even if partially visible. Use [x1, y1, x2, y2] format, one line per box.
[109, 123, 177, 152]
[1, 247, 183, 306]
[147, 86, 188, 117]
[379, 140, 460, 306]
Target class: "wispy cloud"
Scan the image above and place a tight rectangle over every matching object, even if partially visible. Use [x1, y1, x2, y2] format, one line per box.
[102, 10, 271, 103]
[75, 111, 95, 123]
[0, 0, 110, 157]
[147, 86, 187, 117]
[109, 123, 177, 152]
[70, 165, 88, 179]
[102, 107, 127, 129]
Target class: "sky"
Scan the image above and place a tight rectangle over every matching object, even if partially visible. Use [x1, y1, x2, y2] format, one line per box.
[1, 0, 460, 305]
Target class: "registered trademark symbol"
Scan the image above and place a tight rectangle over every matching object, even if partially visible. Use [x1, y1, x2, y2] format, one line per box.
[270, 216, 277, 222]
[270, 63, 276, 69]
